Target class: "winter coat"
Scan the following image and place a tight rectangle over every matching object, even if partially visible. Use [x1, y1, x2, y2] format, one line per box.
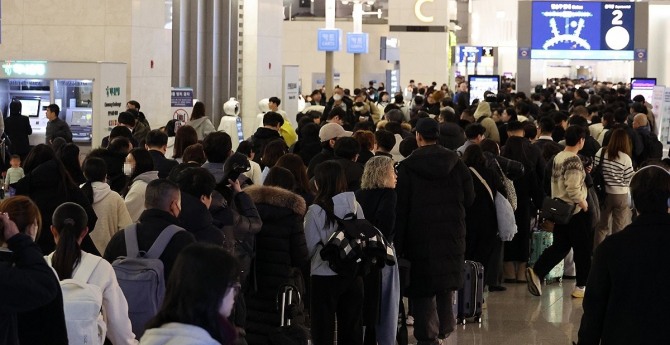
[578, 213, 670, 345]
[355, 188, 397, 242]
[464, 165, 501, 267]
[4, 113, 32, 157]
[305, 192, 364, 276]
[249, 127, 283, 165]
[243, 185, 308, 345]
[306, 147, 335, 178]
[140, 323, 222, 345]
[125, 171, 160, 222]
[13, 159, 99, 255]
[45, 118, 72, 143]
[85, 181, 133, 254]
[149, 150, 179, 179]
[178, 192, 225, 246]
[103, 209, 196, 281]
[186, 117, 216, 141]
[0, 234, 64, 345]
[438, 122, 466, 150]
[132, 121, 150, 145]
[394, 144, 475, 296]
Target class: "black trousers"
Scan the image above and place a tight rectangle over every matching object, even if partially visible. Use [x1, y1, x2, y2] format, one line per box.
[310, 275, 364, 345]
[411, 290, 456, 345]
[533, 210, 593, 286]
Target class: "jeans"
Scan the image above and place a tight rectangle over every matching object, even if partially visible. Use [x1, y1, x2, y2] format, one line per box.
[533, 210, 593, 286]
[411, 290, 456, 345]
[310, 275, 364, 345]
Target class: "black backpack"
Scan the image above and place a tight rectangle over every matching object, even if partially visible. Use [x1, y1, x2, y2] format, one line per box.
[319, 211, 395, 278]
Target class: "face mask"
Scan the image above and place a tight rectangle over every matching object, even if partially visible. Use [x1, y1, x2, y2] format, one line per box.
[123, 163, 133, 176]
[333, 94, 343, 101]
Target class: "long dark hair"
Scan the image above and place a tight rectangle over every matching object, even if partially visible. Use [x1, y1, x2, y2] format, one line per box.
[263, 166, 296, 191]
[462, 144, 487, 170]
[81, 157, 108, 204]
[191, 101, 206, 120]
[50, 202, 89, 280]
[146, 243, 240, 343]
[173, 125, 199, 159]
[58, 143, 85, 184]
[313, 161, 348, 227]
[23, 144, 76, 198]
[276, 153, 312, 196]
[128, 148, 155, 182]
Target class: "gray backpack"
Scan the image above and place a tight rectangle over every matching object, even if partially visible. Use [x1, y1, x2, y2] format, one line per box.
[112, 224, 184, 338]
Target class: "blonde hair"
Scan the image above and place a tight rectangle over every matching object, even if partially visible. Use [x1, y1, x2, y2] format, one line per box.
[361, 156, 394, 190]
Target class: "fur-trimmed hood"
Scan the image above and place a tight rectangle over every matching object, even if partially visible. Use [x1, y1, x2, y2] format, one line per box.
[243, 185, 306, 216]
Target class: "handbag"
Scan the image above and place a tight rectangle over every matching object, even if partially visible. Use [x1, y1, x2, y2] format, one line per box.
[592, 149, 607, 204]
[494, 159, 518, 211]
[469, 167, 517, 241]
[540, 197, 576, 225]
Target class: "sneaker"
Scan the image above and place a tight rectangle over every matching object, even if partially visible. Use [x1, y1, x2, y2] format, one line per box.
[572, 286, 586, 298]
[525, 267, 542, 296]
[406, 315, 414, 326]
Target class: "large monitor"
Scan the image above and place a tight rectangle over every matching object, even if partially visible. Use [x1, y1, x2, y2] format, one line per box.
[630, 78, 657, 102]
[66, 108, 93, 127]
[15, 98, 41, 117]
[531, 1, 635, 60]
[468, 75, 500, 105]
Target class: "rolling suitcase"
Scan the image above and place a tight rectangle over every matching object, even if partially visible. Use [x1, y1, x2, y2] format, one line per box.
[529, 230, 564, 284]
[457, 260, 484, 325]
[268, 284, 309, 345]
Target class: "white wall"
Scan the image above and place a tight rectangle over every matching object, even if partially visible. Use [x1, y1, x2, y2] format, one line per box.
[1, 0, 172, 130]
[648, 4, 670, 86]
[468, 0, 518, 78]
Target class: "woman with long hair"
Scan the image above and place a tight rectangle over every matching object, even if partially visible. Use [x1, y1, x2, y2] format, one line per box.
[123, 148, 158, 222]
[355, 156, 399, 345]
[46, 202, 137, 344]
[260, 139, 288, 182]
[276, 153, 314, 205]
[172, 125, 199, 162]
[81, 157, 133, 253]
[304, 161, 364, 345]
[185, 102, 216, 140]
[141, 243, 240, 345]
[13, 144, 98, 255]
[593, 128, 634, 247]
[57, 143, 86, 185]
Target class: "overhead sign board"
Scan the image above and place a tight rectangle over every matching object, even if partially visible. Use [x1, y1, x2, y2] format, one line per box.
[317, 29, 341, 52]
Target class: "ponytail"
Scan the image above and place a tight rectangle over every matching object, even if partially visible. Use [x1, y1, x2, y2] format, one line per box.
[51, 218, 83, 280]
[50, 202, 89, 281]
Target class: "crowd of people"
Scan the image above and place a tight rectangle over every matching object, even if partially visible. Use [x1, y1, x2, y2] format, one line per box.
[1, 77, 669, 345]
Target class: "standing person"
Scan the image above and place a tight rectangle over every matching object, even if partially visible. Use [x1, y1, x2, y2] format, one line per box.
[172, 125, 198, 162]
[577, 164, 670, 345]
[394, 118, 475, 344]
[140, 243, 239, 345]
[592, 129, 634, 247]
[123, 148, 159, 222]
[81, 157, 133, 254]
[46, 202, 137, 345]
[4, 155, 25, 192]
[45, 104, 73, 143]
[527, 125, 592, 298]
[57, 143, 86, 185]
[145, 130, 179, 179]
[355, 156, 400, 345]
[248, 112, 283, 165]
[304, 161, 365, 345]
[186, 101, 216, 140]
[3, 100, 32, 160]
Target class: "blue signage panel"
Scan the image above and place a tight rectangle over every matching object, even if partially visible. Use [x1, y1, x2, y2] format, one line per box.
[171, 88, 193, 107]
[317, 29, 341, 52]
[456, 46, 494, 64]
[531, 2, 635, 60]
[347, 33, 369, 54]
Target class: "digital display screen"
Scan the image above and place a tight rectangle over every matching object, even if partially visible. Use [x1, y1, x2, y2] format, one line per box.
[468, 75, 500, 105]
[17, 98, 41, 117]
[531, 2, 635, 60]
[456, 46, 495, 64]
[67, 109, 93, 127]
[630, 78, 657, 102]
[236, 117, 245, 143]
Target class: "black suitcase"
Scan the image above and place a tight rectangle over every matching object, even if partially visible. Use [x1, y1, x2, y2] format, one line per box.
[268, 284, 310, 345]
[457, 260, 484, 325]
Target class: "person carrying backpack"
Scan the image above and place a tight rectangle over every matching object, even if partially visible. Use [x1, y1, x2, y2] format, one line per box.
[632, 113, 663, 166]
[104, 179, 196, 337]
[46, 202, 138, 345]
[304, 161, 365, 345]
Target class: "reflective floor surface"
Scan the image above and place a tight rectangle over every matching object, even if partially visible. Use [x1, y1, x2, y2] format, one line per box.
[409, 280, 583, 345]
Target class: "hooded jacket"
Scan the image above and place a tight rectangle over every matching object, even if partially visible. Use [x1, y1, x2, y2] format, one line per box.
[243, 185, 308, 345]
[86, 181, 133, 253]
[125, 171, 160, 222]
[438, 122, 466, 150]
[394, 144, 475, 296]
[248, 127, 283, 165]
[186, 117, 216, 141]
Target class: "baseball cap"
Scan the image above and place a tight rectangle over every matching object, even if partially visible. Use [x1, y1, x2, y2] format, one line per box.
[319, 123, 352, 142]
[414, 118, 439, 140]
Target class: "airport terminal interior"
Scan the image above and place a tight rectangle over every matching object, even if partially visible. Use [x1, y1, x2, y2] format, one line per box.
[2, 0, 670, 344]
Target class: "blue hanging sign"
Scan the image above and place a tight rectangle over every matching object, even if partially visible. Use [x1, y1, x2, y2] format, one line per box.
[317, 29, 341, 52]
[346, 33, 369, 54]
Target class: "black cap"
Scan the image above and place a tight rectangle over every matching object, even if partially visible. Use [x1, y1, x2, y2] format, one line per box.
[414, 118, 440, 140]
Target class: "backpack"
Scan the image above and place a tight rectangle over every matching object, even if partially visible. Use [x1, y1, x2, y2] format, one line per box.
[60, 255, 106, 345]
[112, 224, 184, 338]
[641, 131, 663, 164]
[319, 211, 395, 278]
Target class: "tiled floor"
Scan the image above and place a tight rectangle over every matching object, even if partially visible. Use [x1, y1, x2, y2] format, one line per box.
[408, 280, 583, 345]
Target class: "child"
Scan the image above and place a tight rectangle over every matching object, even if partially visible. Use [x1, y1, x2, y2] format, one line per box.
[4, 155, 25, 194]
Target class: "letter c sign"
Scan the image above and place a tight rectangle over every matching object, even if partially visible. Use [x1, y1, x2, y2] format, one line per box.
[415, 0, 434, 23]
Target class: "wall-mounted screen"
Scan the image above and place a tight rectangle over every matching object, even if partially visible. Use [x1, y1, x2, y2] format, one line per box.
[468, 75, 500, 105]
[531, 1, 635, 60]
[456, 46, 495, 64]
[630, 78, 657, 102]
[16, 98, 41, 117]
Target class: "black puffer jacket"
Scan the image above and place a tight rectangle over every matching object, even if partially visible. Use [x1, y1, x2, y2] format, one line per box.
[395, 144, 475, 296]
[243, 185, 308, 345]
[178, 192, 225, 246]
